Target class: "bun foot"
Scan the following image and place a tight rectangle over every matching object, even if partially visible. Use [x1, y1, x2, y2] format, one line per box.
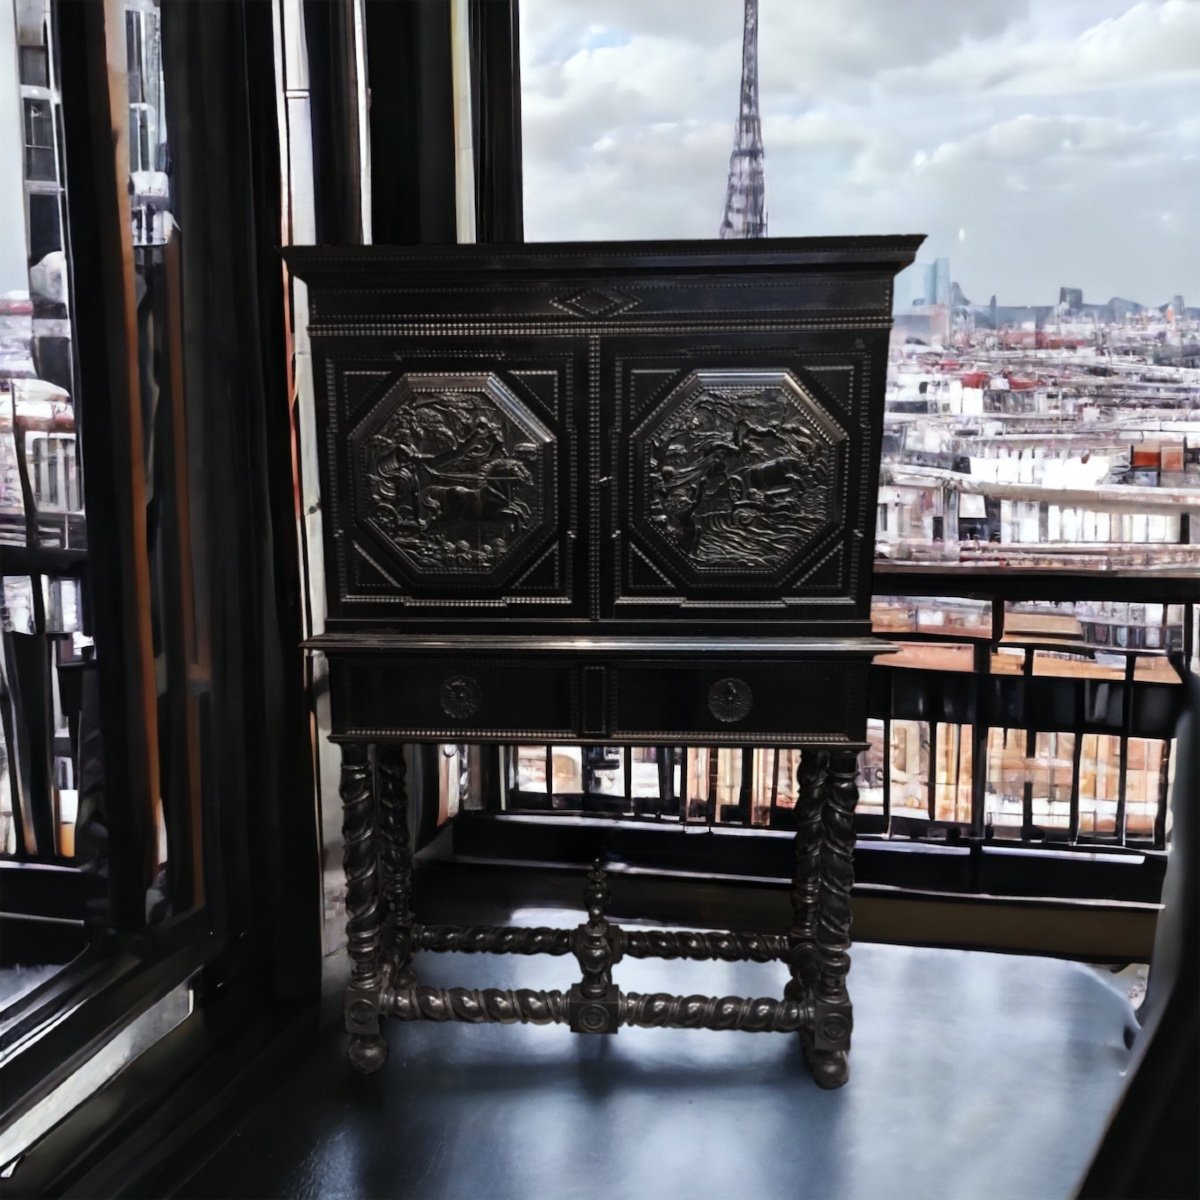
[805, 1045, 849, 1089]
[348, 1033, 389, 1074]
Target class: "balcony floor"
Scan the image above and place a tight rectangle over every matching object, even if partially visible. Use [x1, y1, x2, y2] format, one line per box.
[176, 917, 1134, 1200]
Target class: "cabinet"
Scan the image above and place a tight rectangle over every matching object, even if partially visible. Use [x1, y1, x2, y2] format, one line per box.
[286, 236, 922, 1086]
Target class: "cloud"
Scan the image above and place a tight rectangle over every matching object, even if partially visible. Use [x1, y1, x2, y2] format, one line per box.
[880, 0, 1200, 97]
[519, 0, 1200, 303]
[925, 114, 1154, 167]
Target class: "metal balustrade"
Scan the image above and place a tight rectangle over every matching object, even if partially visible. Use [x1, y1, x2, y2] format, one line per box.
[464, 591, 1195, 859]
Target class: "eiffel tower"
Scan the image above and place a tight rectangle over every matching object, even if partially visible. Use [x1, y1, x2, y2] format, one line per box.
[719, 0, 766, 239]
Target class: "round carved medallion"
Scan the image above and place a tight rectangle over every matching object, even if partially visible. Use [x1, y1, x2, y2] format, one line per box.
[708, 677, 753, 723]
[439, 674, 483, 719]
[575, 1002, 611, 1033]
[815, 1011, 853, 1046]
[346, 998, 378, 1028]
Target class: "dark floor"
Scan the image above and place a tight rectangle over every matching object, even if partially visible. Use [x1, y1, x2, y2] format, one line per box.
[177, 912, 1133, 1200]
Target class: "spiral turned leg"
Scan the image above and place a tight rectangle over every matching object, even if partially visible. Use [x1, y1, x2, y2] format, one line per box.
[569, 857, 621, 1033]
[786, 748, 826, 1001]
[377, 744, 415, 986]
[341, 743, 388, 1073]
[801, 747, 859, 1089]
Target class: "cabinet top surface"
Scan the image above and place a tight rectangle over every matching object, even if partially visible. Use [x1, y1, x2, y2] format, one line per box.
[306, 633, 892, 655]
[284, 235, 925, 280]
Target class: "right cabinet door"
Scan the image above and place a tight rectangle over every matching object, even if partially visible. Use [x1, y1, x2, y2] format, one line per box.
[603, 330, 885, 630]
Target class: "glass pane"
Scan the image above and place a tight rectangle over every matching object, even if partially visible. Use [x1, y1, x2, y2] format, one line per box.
[857, 723, 886, 818]
[986, 727, 1027, 838]
[873, 594, 991, 637]
[1030, 730, 1073, 836]
[551, 745, 584, 794]
[629, 747, 662, 799]
[684, 747, 712, 821]
[0, 0, 97, 887]
[587, 747, 625, 796]
[1125, 737, 1167, 841]
[888, 719, 929, 821]
[1077, 733, 1122, 838]
[514, 744, 548, 792]
[933, 722, 972, 824]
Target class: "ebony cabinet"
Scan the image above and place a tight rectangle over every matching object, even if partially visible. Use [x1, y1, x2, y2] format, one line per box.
[286, 236, 922, 1087]
[293, 239, 917, 633]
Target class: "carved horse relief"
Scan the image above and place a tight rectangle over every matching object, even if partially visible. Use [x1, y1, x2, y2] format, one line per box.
[640, 371, 844, 574]
[354, 374, 554, 577]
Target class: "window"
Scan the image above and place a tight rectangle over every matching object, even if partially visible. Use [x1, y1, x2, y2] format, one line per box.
[519, 0, 1199, 571]
[494, 0, 1198, 874]
[19, 45, 47, 89]
[22, 96, 54, 181]
[30, 433, 80, 512]
[1, 3, 316, 1184]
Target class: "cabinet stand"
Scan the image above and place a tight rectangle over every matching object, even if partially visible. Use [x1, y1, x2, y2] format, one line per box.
[341, 742, 859, 1088]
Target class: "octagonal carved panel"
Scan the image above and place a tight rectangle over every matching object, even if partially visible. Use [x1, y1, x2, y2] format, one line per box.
[349, 373, 556, 582]
[633, 369, 846, 584]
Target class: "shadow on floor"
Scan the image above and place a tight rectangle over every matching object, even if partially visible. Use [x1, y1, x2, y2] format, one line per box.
[177, 915, 1134, 1200]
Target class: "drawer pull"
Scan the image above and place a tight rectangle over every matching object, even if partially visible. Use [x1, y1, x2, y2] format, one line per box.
[708, 677, 753, 723]
[439, 674, 482, 719]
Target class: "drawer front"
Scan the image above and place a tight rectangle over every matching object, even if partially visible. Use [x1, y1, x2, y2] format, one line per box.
[610, 659, 870, 743]
[331, 658, 578, 741]
[327, 655, 870, 744]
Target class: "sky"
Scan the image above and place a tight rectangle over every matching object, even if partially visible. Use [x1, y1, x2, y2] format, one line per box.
[519, 0, 1200, 308]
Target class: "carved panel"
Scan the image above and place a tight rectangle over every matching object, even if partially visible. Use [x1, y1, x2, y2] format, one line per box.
[632, 369, 846, 586]
[348, 373, 556, 584]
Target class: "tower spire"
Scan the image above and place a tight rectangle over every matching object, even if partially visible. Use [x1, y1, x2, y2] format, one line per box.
[719, 0, 766, 239]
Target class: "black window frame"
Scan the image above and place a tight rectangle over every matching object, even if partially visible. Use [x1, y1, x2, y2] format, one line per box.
[0, 4, 319, 1190]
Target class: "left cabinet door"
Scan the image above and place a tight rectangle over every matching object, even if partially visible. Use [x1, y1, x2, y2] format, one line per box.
[314, 334, 592, 628]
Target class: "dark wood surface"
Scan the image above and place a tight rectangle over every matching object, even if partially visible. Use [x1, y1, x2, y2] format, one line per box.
[287, 236, 921, 640]
[288, 238, 920, 744]
[319, 639, 877, 745]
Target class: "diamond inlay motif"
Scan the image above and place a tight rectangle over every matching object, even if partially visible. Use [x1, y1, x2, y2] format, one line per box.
[549, 288, 640, 319]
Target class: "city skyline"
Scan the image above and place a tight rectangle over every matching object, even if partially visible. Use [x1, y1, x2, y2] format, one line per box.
[894, 257, 1192, 316]
[520, 0, 1199, 306]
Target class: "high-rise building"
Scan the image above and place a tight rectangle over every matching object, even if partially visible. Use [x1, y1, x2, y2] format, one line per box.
[126, 0, 170, 247]
[13, 0, 71, 394]
[922, 257, 951, 308]
[1059, 287, 1083, 315]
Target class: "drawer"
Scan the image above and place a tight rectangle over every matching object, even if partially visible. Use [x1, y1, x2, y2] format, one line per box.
[331, 658, 578, 742]
[325, 648, 875, 744]
[610, 658, 870, 744]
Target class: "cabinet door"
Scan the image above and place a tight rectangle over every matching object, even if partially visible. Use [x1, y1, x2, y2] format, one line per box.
[316, 335, 591, 625]
[603, 329, 884, 629]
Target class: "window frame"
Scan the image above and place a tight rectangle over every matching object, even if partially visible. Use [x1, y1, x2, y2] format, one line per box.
[0, 1, 319, 1181]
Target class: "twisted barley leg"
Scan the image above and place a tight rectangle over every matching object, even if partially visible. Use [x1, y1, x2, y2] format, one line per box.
[341, 743, 388, 1072]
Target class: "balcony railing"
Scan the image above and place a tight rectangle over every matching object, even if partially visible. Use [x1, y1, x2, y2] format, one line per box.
[438, 578, 1192, 894]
